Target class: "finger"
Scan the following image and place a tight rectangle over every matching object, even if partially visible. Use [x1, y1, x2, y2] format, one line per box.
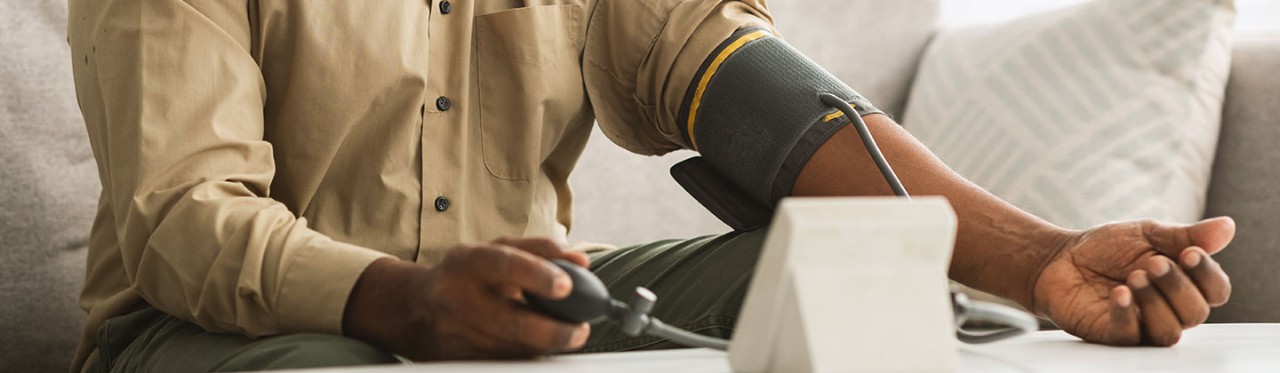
[493, 237, 590, 267]
[1128, 270, 1182, 346]
[457, 245, 572, 299]
[1143, 217, 1236, 256]
[564, 251, 591, 268]
[1105, 285, 1142, 346]
[1180, 246, 1232, 307]
[485, 238, 590, 304]
[490, 305, 590, 356]
[571, 323, 591, 351]
[499, 286, 524, 301]
[1145, 256, 1209, 328]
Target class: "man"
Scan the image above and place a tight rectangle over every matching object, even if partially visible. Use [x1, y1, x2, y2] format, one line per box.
[66, 0, 1234, 371]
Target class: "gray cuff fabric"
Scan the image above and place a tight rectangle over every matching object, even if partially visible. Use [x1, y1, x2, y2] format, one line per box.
[678, 27, 883, 206]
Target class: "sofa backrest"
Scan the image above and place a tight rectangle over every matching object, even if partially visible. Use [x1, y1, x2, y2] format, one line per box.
[0, 1, 96, 372]
[1204, 34, 1280, 323]
[770, 0, 940, 118]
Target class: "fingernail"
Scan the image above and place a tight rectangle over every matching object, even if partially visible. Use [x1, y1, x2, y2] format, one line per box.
[1151, 260, 1170, 277]
[1117, 291, 1132, 308]
[570, 326, 589, 347]
[1130, 274, 1149, 289]
[1186, 251, 1204, 268]
[553, 275, 572, 296]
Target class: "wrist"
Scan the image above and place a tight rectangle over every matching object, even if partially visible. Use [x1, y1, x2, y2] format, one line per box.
[1021, 226, 1078, 314]
[343, 258, 429, 347]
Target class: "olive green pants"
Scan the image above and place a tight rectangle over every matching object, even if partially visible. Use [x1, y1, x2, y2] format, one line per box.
[89, 230, 767, 372]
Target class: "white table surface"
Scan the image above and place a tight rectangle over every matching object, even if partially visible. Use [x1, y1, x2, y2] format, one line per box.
[291, 324, 1280, 372]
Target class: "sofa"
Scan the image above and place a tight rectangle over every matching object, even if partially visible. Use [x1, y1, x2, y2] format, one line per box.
[3, 0, 1277, 371]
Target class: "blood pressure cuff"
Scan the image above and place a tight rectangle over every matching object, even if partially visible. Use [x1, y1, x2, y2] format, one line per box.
[672, 27, 883, 231]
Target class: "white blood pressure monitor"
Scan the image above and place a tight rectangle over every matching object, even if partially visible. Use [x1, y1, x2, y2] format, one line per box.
[729, 197, 960, 372]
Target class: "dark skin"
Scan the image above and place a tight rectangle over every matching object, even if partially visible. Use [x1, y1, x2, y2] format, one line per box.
[345, 114, 1235, 359]
[793, 115, 1233, 346]
[345, 237, 592, 360]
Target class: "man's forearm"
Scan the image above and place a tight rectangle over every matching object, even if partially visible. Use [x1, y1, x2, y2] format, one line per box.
[791, 114, 1075, 309]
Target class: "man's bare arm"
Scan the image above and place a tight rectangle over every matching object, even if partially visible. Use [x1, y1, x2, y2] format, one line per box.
[791, 114, 1234, 346]
[792, 114, 1068, 308]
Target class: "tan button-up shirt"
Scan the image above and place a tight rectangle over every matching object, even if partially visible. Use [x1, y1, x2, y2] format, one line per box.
[67, 0, 771, 370]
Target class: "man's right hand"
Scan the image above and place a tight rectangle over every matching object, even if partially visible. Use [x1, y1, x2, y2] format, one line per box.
[342, 237, 592, 360]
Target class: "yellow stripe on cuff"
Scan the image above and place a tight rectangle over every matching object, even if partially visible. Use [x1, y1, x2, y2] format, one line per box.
[822, 100, 861, 123]
[686, 30, 771, 151]
[822, 110, 846, 122]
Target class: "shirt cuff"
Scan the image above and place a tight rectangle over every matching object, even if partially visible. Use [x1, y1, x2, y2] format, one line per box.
[274, 237, 393, 334]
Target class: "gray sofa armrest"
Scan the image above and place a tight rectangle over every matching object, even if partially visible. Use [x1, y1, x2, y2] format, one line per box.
[1204, 34, 1280, 323]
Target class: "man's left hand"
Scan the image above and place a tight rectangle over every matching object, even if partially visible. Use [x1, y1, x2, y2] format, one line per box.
[1033, 217, 1235, 346]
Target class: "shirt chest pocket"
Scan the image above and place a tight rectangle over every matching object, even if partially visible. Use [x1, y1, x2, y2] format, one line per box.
[475, 4, 586, 181]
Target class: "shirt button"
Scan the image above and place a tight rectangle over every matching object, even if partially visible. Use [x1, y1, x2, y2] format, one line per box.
[435, 96, 452, 111]
[434, 196, 451, 212]
[439, 0, 452, 14]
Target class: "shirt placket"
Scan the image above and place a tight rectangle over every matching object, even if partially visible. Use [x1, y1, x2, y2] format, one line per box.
[417, 0, 471, 264]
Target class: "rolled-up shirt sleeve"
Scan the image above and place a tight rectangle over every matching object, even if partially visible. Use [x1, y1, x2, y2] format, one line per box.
[582, 0, 773, 156]
[70, 0, 391, 336]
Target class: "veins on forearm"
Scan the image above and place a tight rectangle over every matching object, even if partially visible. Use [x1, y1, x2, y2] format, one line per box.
[952, 208, 1074, 309]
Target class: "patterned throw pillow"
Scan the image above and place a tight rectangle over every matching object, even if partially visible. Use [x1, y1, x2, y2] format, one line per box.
[904, 0, 1236, 229]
